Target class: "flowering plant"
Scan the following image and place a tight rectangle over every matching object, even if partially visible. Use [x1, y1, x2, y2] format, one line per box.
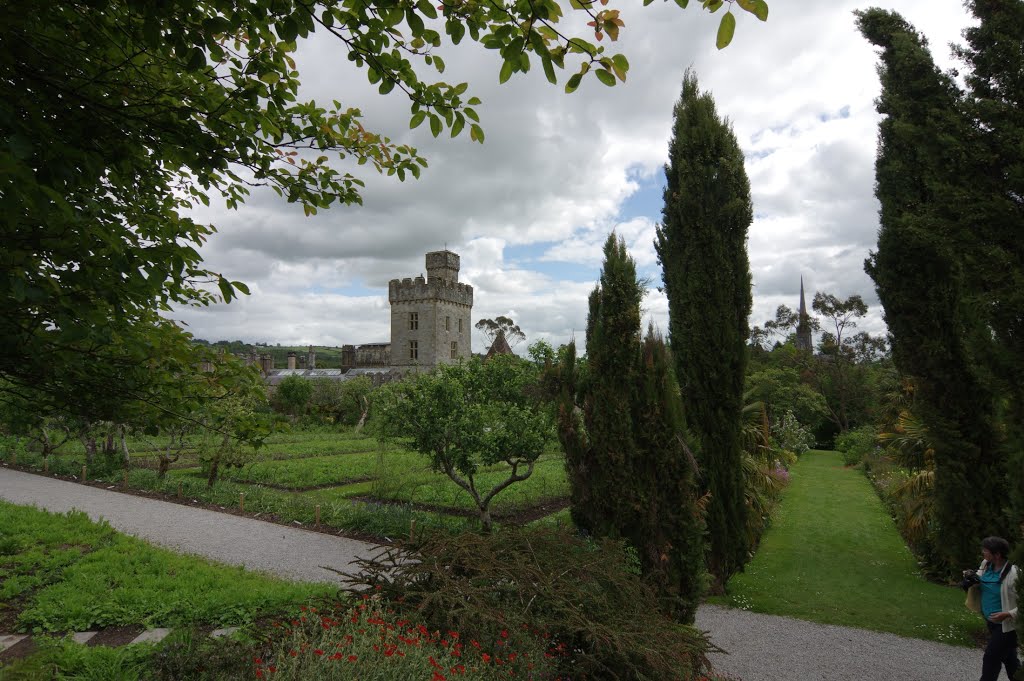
[256, 595, 559, 680]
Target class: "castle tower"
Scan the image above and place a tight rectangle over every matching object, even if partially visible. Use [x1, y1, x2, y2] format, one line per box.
[795, 276, 813, 353]
[389, 250, 473, 371]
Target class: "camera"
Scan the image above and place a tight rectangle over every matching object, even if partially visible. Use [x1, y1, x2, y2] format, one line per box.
[960, 570, 980, 591]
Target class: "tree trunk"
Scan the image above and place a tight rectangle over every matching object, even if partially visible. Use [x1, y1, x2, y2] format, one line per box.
[82, 435, 97, 466]
[207, 457, 219, 487]
[119, 427, 130, 465]
[355, 397, 369, 432]
[478, 505, 493, 534]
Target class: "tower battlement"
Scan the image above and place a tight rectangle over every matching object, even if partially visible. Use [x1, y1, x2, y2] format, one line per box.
[388, 277, 474, 306]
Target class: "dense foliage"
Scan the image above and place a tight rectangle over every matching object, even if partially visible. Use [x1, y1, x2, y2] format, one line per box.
[342, 527, 716, 680]
[857, 7, 1016, 573]
[556, 234, 705, 622]
[656, 71, 753, 588]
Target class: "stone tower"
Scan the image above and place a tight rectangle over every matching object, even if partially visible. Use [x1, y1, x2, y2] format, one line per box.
[795, 276, 813, 353]
[389, 250, 473, 370]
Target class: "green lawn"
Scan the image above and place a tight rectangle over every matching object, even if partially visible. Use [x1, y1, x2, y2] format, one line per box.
[6, 429, 571, 537]
[0, 501, 332, 633]
[714, 450, 984, 646]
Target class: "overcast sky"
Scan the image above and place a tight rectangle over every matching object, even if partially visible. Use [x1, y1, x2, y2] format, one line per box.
[174, 0, 973, 354]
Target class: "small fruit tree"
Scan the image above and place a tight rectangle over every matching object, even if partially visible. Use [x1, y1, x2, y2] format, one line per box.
[381, 354, 551, 532]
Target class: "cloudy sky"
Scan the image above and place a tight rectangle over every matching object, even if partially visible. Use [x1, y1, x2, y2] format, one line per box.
[174, 0, 973, 354]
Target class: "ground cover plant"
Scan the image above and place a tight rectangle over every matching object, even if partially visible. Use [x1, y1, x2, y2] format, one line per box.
[0, 501, 332, 634]
[713, 450, 985, 646]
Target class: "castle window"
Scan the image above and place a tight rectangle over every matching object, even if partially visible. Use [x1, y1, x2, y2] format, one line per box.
[450, 341, 458, 359]
[409, 312, 418, 330]
[458, 318, 463, 333]
[445, 316, 451, 331]
[409, 340, 418, 360]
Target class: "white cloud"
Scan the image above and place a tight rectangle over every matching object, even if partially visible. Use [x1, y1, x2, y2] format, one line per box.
[173, 0, 972, 352]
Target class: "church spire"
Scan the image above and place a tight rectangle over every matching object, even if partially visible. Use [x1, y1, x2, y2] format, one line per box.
[796, 276, 812, 353]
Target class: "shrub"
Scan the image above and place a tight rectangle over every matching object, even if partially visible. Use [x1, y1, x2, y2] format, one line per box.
[340, 527, 716, 680]
[770, 410, 814, 461]
[834, 426, 879, 466]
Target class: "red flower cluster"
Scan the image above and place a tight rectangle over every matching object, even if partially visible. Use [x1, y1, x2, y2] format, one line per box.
[258, 597, 559, 679]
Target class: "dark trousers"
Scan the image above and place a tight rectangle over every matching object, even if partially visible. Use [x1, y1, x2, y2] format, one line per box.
[980, 620, 1020, 681]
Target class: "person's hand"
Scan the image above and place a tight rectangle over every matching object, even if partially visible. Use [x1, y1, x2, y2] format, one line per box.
[990, 612, 1011, 623]
[963, 569, 975, 579]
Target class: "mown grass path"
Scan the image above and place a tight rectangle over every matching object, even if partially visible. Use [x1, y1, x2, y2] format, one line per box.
[715, 450, 984, 646]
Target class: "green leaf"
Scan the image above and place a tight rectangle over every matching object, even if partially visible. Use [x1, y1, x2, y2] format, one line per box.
[595, 69, 616, 87]
[716, 11, 736, 49]
[751, 0, 769, 21]
[429, 115, 442, 138]
[447, 20, 466, 44]
[217, 277, 234, 303]
[410, 111, 427, 129]
[187, 47, 206, 71]
[451, 117, 465, 138]
[406, 9, 425, 36]
[499, 60, 513, 84]
[542, 56, 556, 84]
[470, 124, 485, 143]
[416, 0, 438, 20]
[277, 16, 299, 42]
[674, 0, 689, 8]
[565, 73, 583, 94]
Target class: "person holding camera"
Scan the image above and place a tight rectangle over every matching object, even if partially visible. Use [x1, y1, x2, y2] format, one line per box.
[962, 536, 1019, 681]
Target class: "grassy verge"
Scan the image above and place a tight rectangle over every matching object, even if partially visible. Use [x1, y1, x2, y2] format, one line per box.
[713, 449, 984, 646]
[0, 501, 332, 633]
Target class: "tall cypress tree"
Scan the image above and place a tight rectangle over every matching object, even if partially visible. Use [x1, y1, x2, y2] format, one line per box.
[857, 8, 1009, 572]
[955, 1, 1024, 555]
[655, 71, 753, 588]
[557, 233, 705, 621]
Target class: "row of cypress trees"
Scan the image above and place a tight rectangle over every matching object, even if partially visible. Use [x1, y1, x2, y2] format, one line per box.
[554, 70, 755, 618]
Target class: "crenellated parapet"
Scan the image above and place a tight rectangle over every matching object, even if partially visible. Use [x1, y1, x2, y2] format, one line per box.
[388, 276, 474, 307]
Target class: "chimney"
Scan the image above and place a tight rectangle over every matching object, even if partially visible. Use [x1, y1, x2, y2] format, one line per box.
[287, 351, 297, 370]
[307, 345, 316, 370]
[260, 353, 274, 375]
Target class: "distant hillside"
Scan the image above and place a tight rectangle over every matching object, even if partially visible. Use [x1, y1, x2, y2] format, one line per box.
[192, 340, 347, 369]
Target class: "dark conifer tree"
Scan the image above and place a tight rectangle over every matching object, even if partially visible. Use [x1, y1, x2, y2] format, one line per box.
[857, 8, 1009, 572]
[655, 71, 753, 588]
[557, 234, 705, 621]
[954, 1, 1024, 555]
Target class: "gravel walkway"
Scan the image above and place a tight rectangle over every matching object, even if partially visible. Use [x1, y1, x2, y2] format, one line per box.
[0, 466, 379, 584]
[0, 466, 986, 679]
[695, 604, 979, 681]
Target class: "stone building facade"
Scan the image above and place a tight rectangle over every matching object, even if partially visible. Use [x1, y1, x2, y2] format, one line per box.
[388, 250, 473, 371]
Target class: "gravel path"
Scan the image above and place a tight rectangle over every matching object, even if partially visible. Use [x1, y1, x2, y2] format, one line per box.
[0, 466, 379, 584]
[0, 466, 986, 679]
[695, 604, 979, 681]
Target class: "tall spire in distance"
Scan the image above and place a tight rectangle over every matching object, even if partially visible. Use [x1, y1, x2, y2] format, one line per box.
[795, 276, 812, 353]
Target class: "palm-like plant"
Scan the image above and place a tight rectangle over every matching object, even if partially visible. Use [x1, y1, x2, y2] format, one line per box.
[879, 410, 935, 545]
